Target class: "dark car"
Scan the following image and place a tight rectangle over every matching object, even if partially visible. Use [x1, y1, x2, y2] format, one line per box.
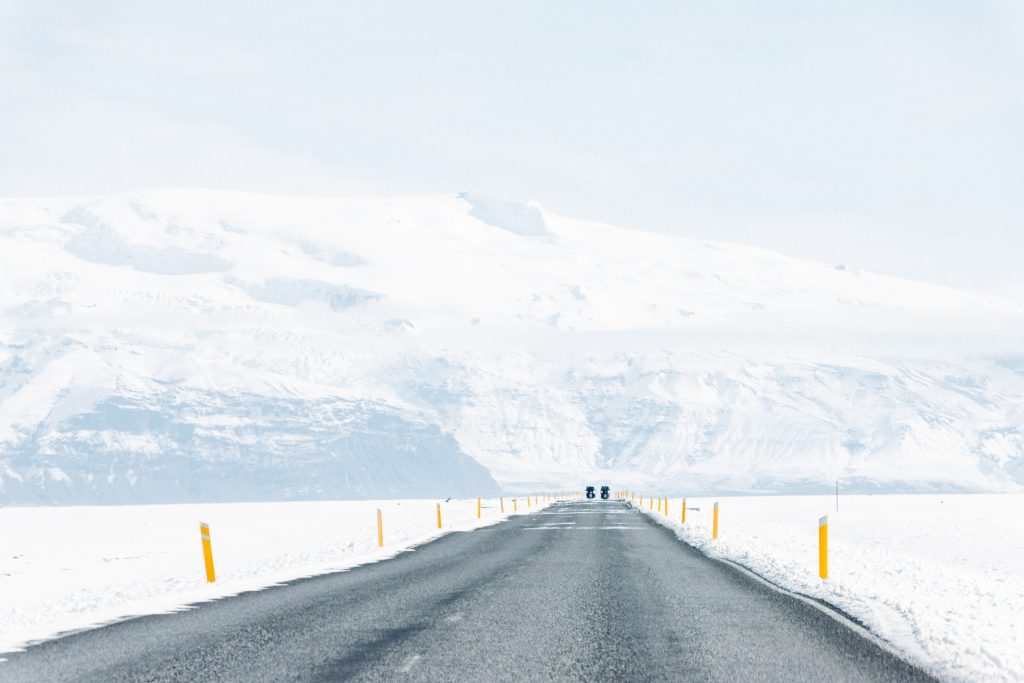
[600, 486, 610, 500]
[586, 486, 596, 499]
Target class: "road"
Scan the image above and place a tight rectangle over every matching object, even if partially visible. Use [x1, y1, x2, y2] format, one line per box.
[0, 500, 934, 682]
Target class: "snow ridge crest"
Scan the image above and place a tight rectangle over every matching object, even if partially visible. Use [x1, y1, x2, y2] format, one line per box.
[459, 190, 548, 237]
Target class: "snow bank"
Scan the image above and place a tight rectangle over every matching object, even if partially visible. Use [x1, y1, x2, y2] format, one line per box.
[0, 496, 555, 655]
[635, 492, 1024, 682]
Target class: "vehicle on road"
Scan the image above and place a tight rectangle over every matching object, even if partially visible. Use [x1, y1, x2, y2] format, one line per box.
[585, 486, 596, 499]
[600, 486, 610, 499]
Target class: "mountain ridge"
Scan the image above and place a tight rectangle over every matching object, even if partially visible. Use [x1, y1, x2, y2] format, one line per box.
[1, 188, 1022, 502]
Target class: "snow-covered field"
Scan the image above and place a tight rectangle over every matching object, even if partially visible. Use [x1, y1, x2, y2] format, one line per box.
[636, 492, 1024, 682]
[0, 495, 554, 656]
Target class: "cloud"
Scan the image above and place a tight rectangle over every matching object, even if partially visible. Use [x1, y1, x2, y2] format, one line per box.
[0, 0, 1021, 291]
[0, 98, 374, 197]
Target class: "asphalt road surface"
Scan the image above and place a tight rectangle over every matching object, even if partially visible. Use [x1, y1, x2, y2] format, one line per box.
[1, 500, 935, 682]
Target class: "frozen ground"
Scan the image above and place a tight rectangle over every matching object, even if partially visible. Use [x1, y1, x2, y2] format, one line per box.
[636, 492, 1024, 682]
[0, 495, 554, 656]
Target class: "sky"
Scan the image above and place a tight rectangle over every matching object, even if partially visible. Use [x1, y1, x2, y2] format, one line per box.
[1, 0, 1022, 294]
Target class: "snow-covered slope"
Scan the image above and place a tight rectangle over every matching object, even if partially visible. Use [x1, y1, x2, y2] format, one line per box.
[1, 189, 1023, 502]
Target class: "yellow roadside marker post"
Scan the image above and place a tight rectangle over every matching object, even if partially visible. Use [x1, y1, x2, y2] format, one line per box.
[500, 497, 505, 513]
[819, 516, 829, 579]
[664, 497, 669, 517]
[713, 502, 720, 540]
[681, 498, 687, 524]
[527, 495, 531, 509]
[514, 497, 517, 513]
[377, 509, 384, 547]
[436, 502, 443, 529]
[477, 497, 481, 519]
[199, 522, 216, 583]
[639, 495, 643, 507]
[657, 497, 662, 513]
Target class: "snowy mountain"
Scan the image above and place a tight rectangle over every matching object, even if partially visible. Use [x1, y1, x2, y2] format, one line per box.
[1, 189, 1023, 503]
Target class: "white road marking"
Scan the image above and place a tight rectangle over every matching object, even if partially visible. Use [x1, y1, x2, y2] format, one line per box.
[536, 511, 631, 515]
[399, 654, 423, 673]
[523, 526, 646, 530]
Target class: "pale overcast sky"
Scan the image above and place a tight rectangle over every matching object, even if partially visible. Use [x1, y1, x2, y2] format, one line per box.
[1, 1, 1021, 292]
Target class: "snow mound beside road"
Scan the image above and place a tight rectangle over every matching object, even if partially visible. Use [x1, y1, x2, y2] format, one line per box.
[0, 496, 554, 654]
[637, 493, 1024, 683]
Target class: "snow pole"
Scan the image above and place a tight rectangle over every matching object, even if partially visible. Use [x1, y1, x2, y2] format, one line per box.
[681, 498, 686, 524]
[199, 522, 216, 583]
[377, 509, 384, 547]
[819, 516, 829, 579]
[513, 497, 517, 513]
[477, 497, 481, 519]
[436, 502, 442, 529]
[712, 502, 719, 540]
[500, 497, 505, 513]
